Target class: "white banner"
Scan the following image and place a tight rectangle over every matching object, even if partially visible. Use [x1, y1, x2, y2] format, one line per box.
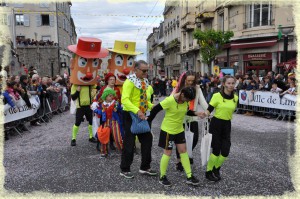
[239, 90, 296, 111]
[1, 95, 41, 124]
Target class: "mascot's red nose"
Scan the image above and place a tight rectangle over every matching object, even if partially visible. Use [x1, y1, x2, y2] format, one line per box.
[123, 68, 130, 75]
[86, 72, 93, 79]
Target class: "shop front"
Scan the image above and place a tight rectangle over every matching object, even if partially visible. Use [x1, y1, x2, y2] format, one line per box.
[243, 53, 272, 77]
[215, 54, 240, 75]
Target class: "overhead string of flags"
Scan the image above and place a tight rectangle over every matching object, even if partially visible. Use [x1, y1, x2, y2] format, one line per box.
[0, 10, 167, 18]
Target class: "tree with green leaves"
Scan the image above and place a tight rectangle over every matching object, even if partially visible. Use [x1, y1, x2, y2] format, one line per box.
[193, 29, 234, 73]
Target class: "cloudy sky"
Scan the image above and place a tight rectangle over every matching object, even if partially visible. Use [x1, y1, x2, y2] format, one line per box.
[71, 0, 166, 61]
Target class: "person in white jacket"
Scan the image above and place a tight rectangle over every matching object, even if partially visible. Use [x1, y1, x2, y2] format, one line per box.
[171, 71, 208, 171]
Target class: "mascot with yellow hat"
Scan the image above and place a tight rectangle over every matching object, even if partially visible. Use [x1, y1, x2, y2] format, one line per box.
[107, 40, 143, 89]
[68, 37, 108, 147]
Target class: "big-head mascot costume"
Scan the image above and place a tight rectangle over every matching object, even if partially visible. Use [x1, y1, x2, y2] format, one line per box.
[107, 40, 142, 91]
[68, 37, 108, 146]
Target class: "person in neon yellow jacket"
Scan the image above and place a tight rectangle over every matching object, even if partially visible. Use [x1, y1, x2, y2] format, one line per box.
[119, 60, 156, 179]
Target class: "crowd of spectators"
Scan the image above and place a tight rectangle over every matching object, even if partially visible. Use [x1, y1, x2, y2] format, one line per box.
[16, 37, 57, 47]
[1, 66, 71, 140]
[150, 70, 296, 120]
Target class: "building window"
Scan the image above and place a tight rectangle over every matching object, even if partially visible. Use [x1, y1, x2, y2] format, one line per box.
[247, 2, 272, 28]
[16, 36, 25, 40]
[42, 36, 51, 42]
[15, 14, 24, 25]
[0, 14, 7, 25]
[218, 13, 224, 32]
[41, 14, 50, 26]
[0, 0, 7, 6]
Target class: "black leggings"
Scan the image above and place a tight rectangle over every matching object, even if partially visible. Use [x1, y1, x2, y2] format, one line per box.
[209, 117, 231, 157]
[176, 121, 199, 159]
[75, 106, 93, 126]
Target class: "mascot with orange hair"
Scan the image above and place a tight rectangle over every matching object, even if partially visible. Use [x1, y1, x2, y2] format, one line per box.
[68, 37, 108, 147]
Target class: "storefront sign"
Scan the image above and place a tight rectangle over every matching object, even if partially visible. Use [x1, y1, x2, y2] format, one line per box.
[239, 90, 296, 111]
[216, 55, 239, 63]
[243, 53, 272, 61]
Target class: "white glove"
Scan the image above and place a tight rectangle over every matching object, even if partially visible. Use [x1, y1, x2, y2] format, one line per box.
[90, 101, 99, 111]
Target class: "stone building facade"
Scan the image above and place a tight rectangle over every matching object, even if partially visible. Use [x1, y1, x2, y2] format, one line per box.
[147, 0, 296, 78]
[1, 1, 76, 76]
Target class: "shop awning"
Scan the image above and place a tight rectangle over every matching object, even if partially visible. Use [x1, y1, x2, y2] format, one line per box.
[230, 39, 277, 49]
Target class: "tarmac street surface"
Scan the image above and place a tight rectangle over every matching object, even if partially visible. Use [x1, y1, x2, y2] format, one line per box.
[3, 98, 296, 196]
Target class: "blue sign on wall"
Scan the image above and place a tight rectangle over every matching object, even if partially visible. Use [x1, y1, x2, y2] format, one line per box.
[221, 68, 234, 76]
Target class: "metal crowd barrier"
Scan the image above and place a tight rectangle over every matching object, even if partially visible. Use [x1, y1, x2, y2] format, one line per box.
[4, 90, 71, 138]
[235, 103, 296, 121]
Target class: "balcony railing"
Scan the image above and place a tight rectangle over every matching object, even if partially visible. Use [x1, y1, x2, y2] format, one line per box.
[243, 20, 275, 29]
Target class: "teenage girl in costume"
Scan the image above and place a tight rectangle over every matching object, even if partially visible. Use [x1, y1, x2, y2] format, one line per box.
[204, 75, 238, 181]
[147, 86, 205, 186]
[171, 70, 208, 171]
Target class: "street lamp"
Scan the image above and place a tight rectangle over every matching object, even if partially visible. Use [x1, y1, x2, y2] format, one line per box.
[278, 25, 294, 62]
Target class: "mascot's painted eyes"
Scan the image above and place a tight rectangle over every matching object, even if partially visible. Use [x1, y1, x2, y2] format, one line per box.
[78, 57, 88, 67]
[127, 56, 134, 67]
[115, 54, 124, 66]
[92, 58, 99, 68]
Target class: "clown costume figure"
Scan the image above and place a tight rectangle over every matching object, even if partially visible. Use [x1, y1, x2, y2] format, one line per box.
[68, 37, 109, 147]
[107, 40, 143, 92]
[94, 88, 123, 158]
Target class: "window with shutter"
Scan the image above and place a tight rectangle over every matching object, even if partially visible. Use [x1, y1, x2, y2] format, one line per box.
[49, 15, 54, 27]
[15, 14, 24, 26]
[0, 14, 7, 25]
[41, 14, 50, 26]
[36, 14, 41, 27]
[24, 14, 30, 26]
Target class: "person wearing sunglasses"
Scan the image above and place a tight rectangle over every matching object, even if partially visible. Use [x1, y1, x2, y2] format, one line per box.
[147, 86, 205, 186]
[120, 60, 156, 179]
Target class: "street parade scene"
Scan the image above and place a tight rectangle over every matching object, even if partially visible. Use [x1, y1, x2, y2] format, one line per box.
[0, 0, 298, 198]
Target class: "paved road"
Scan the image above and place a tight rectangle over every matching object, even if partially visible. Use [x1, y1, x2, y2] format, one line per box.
[3, 99, 296, 197]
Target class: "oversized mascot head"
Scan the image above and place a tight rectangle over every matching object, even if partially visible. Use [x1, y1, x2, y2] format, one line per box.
[107, 40, 142, 85]
[68, 37, 108, 85]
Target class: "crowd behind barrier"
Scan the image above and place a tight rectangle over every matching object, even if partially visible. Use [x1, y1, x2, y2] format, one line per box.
[1, 70, 71, 140]
[1, 67, 296, 140]
[151, 70, 297, 121]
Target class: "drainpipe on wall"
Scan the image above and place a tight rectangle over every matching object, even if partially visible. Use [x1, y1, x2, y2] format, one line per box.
[56, 2, 61, 76]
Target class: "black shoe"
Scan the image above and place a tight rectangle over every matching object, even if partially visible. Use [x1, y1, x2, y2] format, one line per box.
[176, 162, 184, 172]
[89, 137, 98, 143]
[139, 169, 157, 176]
[110, 142, 116, 150]
[120, 171, 134, 179]
[159, 175, 171, 186]
[205, 171, 219, 182]
[186, 175, 200, 186]
[189, 158, 194, 165]
[71, 139, 76, 146]
[212, 166, 221, 181]
[100, 154, 107, 158]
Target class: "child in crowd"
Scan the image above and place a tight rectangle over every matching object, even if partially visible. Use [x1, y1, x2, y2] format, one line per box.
[93, 87, 123, 158]
[271, 82, 282, 93]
